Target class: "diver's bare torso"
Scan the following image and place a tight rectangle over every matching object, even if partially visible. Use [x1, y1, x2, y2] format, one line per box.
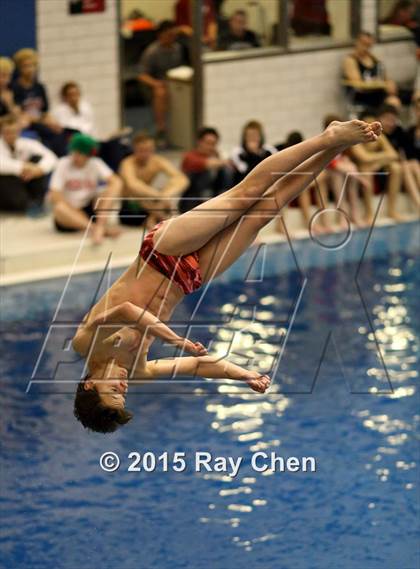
[73, 255, 186, 377]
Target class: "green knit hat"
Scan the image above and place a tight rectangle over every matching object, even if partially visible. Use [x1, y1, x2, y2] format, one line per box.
[69, 133, 98, 156]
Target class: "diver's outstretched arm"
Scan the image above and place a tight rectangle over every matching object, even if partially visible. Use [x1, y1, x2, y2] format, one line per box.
[145, 355, 271, 393]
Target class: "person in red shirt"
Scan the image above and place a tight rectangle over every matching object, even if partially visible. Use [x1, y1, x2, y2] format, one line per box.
[180, 126, 233, 212]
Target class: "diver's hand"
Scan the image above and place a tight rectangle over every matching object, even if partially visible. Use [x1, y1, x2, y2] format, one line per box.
[176, 338, 208, 356]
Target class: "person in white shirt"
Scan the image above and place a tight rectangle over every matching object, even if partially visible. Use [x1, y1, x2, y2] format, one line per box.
[51, 81, 131, 171]
[48, 133, 122, 245]
[0, 115, 57, 211]
[51, 82, 95, 136]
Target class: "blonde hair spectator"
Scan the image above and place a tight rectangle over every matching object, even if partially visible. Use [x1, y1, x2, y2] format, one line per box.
[0, 57, 15, 74]
[13, 48, 38, 69]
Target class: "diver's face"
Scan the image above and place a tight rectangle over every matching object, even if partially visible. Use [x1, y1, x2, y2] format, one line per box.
[86, 362, 128, 410]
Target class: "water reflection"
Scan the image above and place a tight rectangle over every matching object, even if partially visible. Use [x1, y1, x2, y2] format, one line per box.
[0, 238, 418, 567]
[197, 252, 419, 556]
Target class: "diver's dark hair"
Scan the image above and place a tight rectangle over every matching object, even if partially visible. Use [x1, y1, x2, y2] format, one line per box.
[74, 375, 133, 434]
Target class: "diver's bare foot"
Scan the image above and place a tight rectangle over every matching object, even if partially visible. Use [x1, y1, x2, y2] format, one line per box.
[242, 371, 271, 393]
[105, 225, 122, 238]
[370, 121, 382, 137]
[325, 120, 378, 147]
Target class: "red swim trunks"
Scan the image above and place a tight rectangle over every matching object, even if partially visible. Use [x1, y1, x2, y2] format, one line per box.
[139, 222, 202, 295]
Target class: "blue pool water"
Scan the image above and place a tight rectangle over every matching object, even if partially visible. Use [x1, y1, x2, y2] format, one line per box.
[1, 223, 419, 569]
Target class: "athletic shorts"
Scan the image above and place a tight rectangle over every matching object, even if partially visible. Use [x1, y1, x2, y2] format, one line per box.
[139, 222, 202, 295]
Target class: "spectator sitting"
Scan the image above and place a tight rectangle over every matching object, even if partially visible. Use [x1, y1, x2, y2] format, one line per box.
[274, 131, 333, 235]
[0, 57, 20, 119]
[342, 31, 400, 109]
[48, 133, 122, 245]
[378, 103, 420, 211]
[349, 111, 405, 221]
[231, 120, 276, 185]
[180, 126, 233, 213]
[138, 20, 186, 147]
[218, 10, 260, 51]
[12, 48, 67, 155]
[119, 132, 188, 228]
[51, 81, 95, 136]
[0, 115, 56, 213]
[51, 81, 131, 171]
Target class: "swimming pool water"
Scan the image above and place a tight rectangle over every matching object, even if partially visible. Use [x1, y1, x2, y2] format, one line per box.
[1, 223, 419, 569]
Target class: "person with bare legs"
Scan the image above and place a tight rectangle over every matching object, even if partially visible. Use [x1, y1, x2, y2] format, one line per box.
[378, 103, 420, 213]
[350, 112, 406, 221]
[274, 131, 333, 236]
[49, 133, 122, 245]
[71, 120, 381, 433]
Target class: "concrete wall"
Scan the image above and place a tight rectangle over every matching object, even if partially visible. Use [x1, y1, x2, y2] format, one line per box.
[36, 0, 120, 138]
[203, 40, 416, 149]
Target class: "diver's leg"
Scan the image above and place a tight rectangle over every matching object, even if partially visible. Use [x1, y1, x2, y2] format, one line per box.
[153, 121, 378, 256]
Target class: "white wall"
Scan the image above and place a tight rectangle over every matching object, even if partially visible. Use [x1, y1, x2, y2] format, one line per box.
[36, 0, 120, 138]
[362, 0, 377, 33]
